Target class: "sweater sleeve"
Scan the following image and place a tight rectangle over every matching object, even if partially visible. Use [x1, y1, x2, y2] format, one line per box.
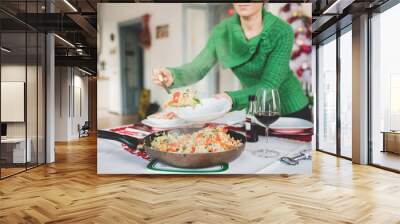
[167, 31, 217, 89]
[226, 27, 294, 111]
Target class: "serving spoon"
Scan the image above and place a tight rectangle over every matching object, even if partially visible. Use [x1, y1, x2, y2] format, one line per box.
[158, 73, 171, 94]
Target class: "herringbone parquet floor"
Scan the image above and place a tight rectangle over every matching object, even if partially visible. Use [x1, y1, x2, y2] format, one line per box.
[1, 135, 400, 224]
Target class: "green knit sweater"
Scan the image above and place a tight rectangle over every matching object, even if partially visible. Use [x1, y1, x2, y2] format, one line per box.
[168, 9, 309, 115]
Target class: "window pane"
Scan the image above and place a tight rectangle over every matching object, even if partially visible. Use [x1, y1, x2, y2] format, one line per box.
[1, 31, 28, 177]
[27, 31, 38, 169]
[318, 37, 337, 154]
[371, 3, 400, 171]
[340, 29, 352, 158]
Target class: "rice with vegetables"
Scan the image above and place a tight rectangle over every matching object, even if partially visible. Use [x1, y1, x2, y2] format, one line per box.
[151, 126, 242, 153]
[164, 88, 200, 107]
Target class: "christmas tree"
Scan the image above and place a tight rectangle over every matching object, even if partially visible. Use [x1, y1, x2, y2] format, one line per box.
[279, 3, 313, 107]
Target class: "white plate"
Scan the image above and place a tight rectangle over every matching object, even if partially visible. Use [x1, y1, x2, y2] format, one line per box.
[142, 119, 191, 129]
[147, 113, 184, 126]
[176, 98, 231, 123]
[269, 117, 313, 130]
[211, 110, 246, 125]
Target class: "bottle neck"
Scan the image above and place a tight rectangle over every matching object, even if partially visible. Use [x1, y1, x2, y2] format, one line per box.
[247, 100, 255, 115]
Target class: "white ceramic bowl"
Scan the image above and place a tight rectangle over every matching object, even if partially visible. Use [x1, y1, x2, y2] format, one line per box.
[176, 98, 231, 123]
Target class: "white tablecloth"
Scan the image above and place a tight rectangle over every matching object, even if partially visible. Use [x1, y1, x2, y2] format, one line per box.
[97, 135, 312, 175]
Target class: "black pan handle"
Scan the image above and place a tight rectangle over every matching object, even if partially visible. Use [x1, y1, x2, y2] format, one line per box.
[97, 129, 141, 151]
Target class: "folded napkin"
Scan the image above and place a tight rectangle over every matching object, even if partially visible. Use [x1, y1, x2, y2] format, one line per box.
[270, 132, 312, 142]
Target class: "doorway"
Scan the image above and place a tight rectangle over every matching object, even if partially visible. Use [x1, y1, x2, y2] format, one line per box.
[118, 20, 144, 116]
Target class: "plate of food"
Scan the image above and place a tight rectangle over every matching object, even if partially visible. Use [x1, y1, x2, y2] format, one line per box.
[144, 126, 246, 168]
[143, 111, 189, 129]
[163, 89, 230, 123]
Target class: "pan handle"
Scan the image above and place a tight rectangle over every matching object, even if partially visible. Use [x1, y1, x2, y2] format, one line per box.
[97, 129, 141, 151]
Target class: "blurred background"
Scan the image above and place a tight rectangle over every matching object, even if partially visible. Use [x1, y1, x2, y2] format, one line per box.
[97, 3, 312, 129]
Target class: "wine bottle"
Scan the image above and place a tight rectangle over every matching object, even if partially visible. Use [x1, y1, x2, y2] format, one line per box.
[245, 95, 258, 142]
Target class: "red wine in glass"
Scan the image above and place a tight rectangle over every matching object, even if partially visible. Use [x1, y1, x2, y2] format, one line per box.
[254, 112, 280, 127]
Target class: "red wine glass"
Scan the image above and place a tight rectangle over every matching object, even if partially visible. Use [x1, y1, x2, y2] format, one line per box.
[253, 88, 281, 158]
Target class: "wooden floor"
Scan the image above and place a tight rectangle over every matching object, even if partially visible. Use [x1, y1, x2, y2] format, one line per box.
[373, 150, 400, 171]
[1, 167, 26, 178]
[1, 135, 400, 224]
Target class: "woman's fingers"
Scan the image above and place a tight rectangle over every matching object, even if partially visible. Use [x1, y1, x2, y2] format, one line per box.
[152, 69, 163, 85]
[159, 69, 173, 87]
[152, 68, 173, 87]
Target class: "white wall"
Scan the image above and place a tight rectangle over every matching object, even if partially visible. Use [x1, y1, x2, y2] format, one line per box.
[1, 65, 34, 138]
[54, 67, 89, 141]
[72, 74, 89, 137]
[184, 6, 216, 98]
[97, 76, 110, 114]
[55, 67, 69, 141]
[98, 3, 184, 114]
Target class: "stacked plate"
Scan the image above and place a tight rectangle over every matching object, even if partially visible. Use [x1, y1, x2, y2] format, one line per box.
[175, 98, 231, 123]
[269, 117, 313, 136]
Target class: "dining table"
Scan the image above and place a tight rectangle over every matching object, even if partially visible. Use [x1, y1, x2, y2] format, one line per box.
[97, 111, 313, 174]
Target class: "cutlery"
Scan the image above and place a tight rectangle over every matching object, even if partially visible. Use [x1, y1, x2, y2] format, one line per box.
[157, 72, 171, 94]
[280, 150, 312, 166]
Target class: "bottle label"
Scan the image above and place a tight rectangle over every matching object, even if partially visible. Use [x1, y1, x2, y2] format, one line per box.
[245, 122, 250, 131]
[245, 117, 251, 131]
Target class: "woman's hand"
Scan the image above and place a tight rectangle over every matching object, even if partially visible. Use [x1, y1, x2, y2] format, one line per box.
[152, 68, 173, 88]
[214, 93, 233, 110]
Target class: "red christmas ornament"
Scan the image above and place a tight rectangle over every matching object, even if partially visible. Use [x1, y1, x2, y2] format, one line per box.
[291, 49, 301, 60]
[287, 16, 297, 24]
[280, 3, 291, 12]
[296, 67, 304, 78]
[300, 44, 312, 54]
[296, 65, 310, 78]
[227, 8, 235, 16]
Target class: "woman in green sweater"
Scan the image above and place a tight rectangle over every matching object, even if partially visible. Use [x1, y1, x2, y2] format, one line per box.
[152, 3, 311, 121]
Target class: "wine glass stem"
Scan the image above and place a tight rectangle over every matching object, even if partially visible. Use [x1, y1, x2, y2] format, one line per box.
[263, 126, 269, 153]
